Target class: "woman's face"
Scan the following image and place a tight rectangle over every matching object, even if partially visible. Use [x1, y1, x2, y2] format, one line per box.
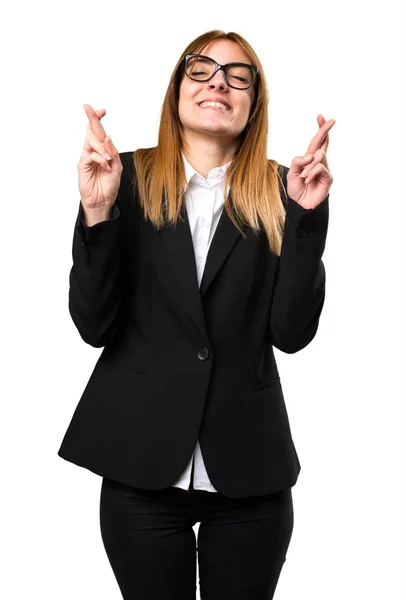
[178, 40, 255, 142]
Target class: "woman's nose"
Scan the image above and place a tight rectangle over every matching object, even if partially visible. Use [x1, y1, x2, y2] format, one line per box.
[208, 70, 228, 89]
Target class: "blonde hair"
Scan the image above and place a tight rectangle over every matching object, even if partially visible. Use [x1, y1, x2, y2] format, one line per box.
[131, 29, 287, 256]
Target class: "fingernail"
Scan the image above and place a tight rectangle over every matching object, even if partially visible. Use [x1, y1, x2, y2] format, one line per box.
[104, 152, 112, 160]
[300, 168, 308, 178]
[304, 154, 313, 160]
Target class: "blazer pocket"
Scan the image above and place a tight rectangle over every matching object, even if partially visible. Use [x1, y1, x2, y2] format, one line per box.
[101, 358, 149, 378]
[250, 377, 280, 393]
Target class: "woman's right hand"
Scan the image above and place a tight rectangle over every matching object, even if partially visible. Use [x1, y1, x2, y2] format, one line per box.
[78, 104, 123, 213]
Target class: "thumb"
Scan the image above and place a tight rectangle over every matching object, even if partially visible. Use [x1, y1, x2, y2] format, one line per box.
[289, 154, 314, 177]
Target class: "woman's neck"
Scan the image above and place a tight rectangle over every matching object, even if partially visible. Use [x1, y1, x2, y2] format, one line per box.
[182, 133, 236, 179]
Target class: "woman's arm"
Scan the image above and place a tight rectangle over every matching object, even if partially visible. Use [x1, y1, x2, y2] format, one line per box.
[68, 153, 131, 347]
[269, 165, 329, 353]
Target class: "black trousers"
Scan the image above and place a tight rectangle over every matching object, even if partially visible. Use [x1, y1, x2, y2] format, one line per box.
[99, 477, 294, 600]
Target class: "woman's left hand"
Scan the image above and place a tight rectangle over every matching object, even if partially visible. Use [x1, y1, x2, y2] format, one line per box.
[286, 114, 336, 209]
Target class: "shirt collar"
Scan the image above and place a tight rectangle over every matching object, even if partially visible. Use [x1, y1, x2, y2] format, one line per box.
[182, 151, 232, 191]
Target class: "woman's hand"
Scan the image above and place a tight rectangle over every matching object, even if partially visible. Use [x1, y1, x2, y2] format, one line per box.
[77, 104, 123, 213]
[286, 114, 335, 209]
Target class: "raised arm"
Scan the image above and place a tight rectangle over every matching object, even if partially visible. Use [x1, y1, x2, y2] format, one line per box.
[68, 104, 128, 347]
[269, 164, 329, 353]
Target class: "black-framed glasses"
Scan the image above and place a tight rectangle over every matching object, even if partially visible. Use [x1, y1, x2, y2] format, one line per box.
[184, 54, 259, 90]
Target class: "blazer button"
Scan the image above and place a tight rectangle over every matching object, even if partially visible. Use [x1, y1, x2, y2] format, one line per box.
[297, 228, 307, 237]
[197, 348, 209, 361]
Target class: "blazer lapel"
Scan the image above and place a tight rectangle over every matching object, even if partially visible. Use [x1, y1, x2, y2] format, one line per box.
[199, 202, 243, 297]
[159, 194, 244, 340]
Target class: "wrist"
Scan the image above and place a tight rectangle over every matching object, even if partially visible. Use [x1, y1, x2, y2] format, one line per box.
[82, 205, 112, 227]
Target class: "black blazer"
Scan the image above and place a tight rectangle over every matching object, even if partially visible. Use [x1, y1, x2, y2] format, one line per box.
[57, 151, 329, 499]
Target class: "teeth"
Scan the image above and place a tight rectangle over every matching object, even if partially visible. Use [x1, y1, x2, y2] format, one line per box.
[200, 101, 229, 110]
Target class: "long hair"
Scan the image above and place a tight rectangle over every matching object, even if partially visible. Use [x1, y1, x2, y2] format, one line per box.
[132, 29, 287, 256]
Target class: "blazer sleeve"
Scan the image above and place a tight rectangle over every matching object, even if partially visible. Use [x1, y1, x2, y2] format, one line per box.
[68, 152, 132, 348]
[268, 164, 330, 354]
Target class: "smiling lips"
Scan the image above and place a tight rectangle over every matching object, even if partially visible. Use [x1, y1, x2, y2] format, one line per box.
[199, 100, 231, 112]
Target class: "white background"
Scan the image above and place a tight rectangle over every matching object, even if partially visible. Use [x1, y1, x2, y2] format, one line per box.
[1, 0, 405, 598]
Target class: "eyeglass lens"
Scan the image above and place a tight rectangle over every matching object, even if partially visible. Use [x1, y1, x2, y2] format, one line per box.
[186, 57, 253, 89]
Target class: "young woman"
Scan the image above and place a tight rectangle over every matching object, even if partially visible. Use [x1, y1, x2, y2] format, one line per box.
[58, 29, 334, 600]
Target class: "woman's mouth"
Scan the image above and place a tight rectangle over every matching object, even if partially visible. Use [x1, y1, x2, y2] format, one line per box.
[198, 101, 231, 111]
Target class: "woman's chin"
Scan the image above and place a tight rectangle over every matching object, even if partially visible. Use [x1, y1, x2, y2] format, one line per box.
[196, 122, 231, 135]
[182, 121, 235, 138]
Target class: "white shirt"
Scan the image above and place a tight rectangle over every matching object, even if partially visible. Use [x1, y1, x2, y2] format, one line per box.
[170, 152, 232, 493]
